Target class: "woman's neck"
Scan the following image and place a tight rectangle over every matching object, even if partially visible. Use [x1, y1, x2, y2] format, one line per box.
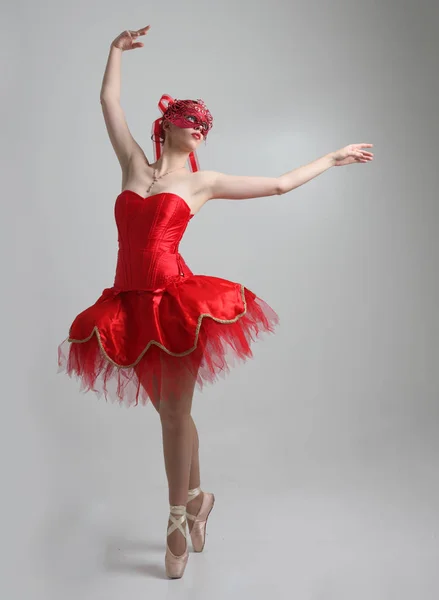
[151, 148, 189, 175]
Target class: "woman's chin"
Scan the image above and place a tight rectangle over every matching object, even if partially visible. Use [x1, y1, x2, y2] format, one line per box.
[183, 142, 199, 152]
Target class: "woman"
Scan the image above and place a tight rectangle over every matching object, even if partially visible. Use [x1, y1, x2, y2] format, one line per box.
[57, 25, 374, 579]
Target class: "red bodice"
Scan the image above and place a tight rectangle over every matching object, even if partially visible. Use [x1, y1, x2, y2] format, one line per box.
[113, 190, 194, 290]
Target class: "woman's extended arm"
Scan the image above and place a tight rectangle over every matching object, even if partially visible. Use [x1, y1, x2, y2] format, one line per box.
[100, 27, 151, 170]
[278, 144, 374, 193]
[278, 152, 335, 194]
[201, 144, 374, 201]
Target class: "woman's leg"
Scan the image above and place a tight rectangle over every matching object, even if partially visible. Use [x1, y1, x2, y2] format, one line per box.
[186, 417, 205, 533]
[148, 380, 202, 506]
[159, 356, 198, 556]
[138, 353, 205, 549]
[188, 417, 200, 490]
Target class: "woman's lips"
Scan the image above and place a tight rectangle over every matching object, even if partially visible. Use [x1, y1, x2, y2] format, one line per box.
[192, 133, 201, 139]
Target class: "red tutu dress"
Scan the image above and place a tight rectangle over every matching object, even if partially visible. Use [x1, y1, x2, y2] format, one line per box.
[57, 190, 279, 407]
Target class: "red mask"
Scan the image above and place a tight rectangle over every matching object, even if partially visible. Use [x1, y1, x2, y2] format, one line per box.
[163, 98, 213, 138]
[151, 94, 214, 172]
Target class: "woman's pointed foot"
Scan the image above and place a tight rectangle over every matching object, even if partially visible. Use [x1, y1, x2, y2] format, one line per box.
[165, 505, 189, 579]
[186, 486, 215, 552]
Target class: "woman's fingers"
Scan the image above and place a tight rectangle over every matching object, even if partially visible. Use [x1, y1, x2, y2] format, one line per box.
[131, 25, 151, 36]
[354, 144, 374, 159]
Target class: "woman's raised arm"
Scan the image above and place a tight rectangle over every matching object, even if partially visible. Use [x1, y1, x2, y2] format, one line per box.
[100, 27, 151, 171]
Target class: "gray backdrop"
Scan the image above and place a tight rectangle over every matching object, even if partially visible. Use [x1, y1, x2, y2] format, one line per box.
[2, 0, 438, 598]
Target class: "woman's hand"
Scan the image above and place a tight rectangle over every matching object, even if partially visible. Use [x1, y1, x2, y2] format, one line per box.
[330, 143, 374, 167]
[111, 26, 151, 51]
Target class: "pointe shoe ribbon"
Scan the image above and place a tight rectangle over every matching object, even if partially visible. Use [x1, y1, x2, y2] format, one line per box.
[165, 504, 189, 579]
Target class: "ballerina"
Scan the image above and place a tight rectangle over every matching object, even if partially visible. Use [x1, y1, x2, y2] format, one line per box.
[57, 25, 374, 579]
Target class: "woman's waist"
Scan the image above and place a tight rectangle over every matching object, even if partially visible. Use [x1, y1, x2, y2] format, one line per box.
[113, 249, 192, 289]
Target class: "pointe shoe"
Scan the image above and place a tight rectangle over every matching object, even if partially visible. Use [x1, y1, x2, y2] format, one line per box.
[186, 486, 215, 552]
[165, 505, 189, 579]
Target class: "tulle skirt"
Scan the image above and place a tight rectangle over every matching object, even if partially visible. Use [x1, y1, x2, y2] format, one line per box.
[57, 275, 279, 408]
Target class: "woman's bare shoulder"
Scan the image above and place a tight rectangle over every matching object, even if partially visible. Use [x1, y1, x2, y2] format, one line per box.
[190, 169, 219, 201]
